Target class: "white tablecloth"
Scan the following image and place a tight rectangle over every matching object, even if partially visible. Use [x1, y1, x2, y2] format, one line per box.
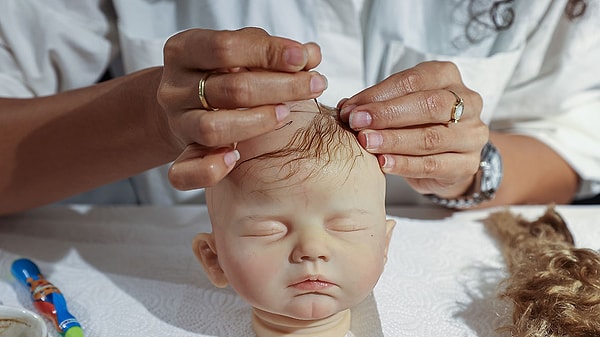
[1, 205, 599, 337]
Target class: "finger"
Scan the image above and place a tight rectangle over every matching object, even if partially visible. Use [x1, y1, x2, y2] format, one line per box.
[303, 42, 322, 70]
[159, 70, 327, 112]
[204, 71, 327, 109]
[378, 152, 480, 183]
[341, 61, 462, 108]
[176, 104, 291, 147]
[165, 27, 322, 72]
[345, 88, 482, 130]
[345, 90, 456, 129]
[357, 121, 489, 155]
[168, 145, 240, 190]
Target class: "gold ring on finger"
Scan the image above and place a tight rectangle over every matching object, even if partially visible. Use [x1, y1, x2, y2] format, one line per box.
[198, 73, 218, 111]
[447, 89, 464, 124]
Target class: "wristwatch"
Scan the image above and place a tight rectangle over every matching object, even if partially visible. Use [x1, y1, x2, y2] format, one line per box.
[425, 142, 503, 209]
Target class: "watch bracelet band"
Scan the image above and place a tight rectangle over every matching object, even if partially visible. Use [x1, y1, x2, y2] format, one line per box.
[424, 189, 495, 209]
[424, 142, 499, 209]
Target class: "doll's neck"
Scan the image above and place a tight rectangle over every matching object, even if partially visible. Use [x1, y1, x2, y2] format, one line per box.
[251, 308, 351, 337]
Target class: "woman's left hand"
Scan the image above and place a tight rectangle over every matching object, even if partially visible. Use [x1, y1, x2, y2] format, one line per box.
[338, 61, 488, 199]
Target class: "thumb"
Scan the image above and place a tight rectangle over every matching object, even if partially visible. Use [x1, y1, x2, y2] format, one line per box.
[168, 144, 240, 190]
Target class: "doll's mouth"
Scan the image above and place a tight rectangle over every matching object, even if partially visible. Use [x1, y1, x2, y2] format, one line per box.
[289, 275, 336, 291]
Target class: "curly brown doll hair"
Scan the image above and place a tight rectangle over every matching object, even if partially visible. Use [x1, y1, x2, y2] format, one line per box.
[484, 207, 600, 337]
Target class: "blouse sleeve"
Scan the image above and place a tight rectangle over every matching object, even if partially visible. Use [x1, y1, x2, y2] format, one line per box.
[0, 0, 118, 97]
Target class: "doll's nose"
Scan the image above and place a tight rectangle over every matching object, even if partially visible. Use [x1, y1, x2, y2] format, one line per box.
[290, 230, 331, 263]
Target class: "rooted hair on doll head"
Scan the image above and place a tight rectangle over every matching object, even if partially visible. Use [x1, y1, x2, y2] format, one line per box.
[232, 103, 364, 185]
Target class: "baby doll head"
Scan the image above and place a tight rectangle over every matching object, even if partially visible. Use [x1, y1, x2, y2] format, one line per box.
[193, 100, 395, 336]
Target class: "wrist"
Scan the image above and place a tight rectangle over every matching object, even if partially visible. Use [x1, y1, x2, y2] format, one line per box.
[425, 142, 503, 209]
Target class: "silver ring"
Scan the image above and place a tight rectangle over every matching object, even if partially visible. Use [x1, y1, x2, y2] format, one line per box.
[198, 73, 217, 111]
[447, 89, 464, 124]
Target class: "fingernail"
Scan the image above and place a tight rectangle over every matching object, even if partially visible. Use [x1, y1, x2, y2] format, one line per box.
[339, 104, 356, 120]
[310, 74, 327, 93]
[379, 155, 395, 170]
[336, 98, 349, 110]
[349, 111, 372, 129]
[224, 150, 240, 167]
[363, 131, 383, 150]
[275, 104, 291, 121]
[284, 47, 307, 67]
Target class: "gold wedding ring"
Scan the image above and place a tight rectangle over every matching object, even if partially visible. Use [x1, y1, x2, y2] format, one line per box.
[447, 89, 464, 124]
[198, 73, 217, 111]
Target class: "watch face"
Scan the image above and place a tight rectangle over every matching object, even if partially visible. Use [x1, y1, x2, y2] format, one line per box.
[481, 145, 503, 195]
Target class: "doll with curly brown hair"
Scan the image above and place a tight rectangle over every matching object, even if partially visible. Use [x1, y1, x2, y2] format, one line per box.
[484, 207, 600, 337]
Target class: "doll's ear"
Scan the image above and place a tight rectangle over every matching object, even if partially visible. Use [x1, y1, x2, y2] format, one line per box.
[383, 219, 396, 264]
[193, 233, 229, 288]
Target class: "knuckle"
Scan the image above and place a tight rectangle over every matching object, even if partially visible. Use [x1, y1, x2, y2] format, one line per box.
[442, 60, 459, 74]
[156, 81, 180, 113]
[265, 43, 282, 68]
[163, 33, 186, 62]
[393, 156, 410, 174]
[433, 60, 460, 79]
[421, 91, 444, 120]
[222, 75, 254, 105]
[395, 68, 425, 94]
[378, 103, 400, 125]
[208, 31, 239, 64]
[239, 27, 268, 37]
[196, 114, 225, 146]
[421, 128, 442, 151]
[421, 156, 440, 175]
[155, 82, 170, 109]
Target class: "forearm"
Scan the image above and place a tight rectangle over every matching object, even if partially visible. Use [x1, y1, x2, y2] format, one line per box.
[481, 132, 579, 207]
[0, 67, 183, 215]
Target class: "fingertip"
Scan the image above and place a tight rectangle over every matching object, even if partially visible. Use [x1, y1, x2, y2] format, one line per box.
[310, 72, 328, 94]
[168, 149, 236, 190]
[338, 103, 356, 122]
[379, 155, 395, 172]
[283, 45, 308, 70]
[275, 104, 291, 122]
[223, 149, 240, 167]
[167, 162, 188, 191]
[336, 98, 349, 110]
[303, 42, 322, 70]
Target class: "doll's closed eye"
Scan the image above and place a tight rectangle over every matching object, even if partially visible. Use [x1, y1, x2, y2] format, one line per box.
[326, 219, 367, 232]
[240, 220, 287, 237]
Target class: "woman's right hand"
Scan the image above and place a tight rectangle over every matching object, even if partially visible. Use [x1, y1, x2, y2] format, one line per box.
[157, 27, 326, 190]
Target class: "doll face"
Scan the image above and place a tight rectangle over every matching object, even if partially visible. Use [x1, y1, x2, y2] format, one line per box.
[198, 105, 394, 320]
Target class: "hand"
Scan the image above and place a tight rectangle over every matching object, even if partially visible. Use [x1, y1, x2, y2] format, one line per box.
[338, 61, 488, 199]
[157, 27, 326, 189]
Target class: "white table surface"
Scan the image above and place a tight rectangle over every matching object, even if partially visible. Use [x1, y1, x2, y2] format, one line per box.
[1, 204, 598, 337]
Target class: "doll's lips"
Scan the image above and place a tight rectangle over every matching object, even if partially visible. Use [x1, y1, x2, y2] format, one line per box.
[290, 276, 336, 291]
